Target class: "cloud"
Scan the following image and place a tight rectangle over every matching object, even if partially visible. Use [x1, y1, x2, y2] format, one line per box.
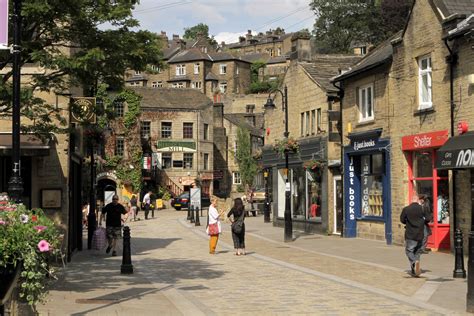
[215, 31, 247, 44]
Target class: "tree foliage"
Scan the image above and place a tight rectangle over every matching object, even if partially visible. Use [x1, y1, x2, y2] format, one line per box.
[0, 0, 163, 137]
[235, 127, 258, 191]
[183, 23, 217, 46]
[310, 0, 413, 53]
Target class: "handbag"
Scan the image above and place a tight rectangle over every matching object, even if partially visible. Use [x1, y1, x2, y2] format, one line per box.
[231, 210, 245, 234]
[92, 227, 106, 250]
[208, 223, 219, 236]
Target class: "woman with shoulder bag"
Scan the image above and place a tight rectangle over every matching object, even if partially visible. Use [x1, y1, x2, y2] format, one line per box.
[227, 197, 246, 256]
[207, 196, 222, 254]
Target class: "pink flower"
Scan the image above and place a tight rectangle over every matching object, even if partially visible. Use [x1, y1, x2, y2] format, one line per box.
[37, 240, 50, 252]
[34, 225, 47, 232]
[0, 220, 5, 225]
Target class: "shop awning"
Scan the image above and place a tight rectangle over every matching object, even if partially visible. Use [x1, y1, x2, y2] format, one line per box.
[435, 132, 474, 169]
[0, 133, 50, 156]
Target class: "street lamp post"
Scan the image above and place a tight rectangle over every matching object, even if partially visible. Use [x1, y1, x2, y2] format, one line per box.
[87, 142, 97, 250]
[264, 86, 292, 242]
[263, 169, 270, 223]
[8, 0, 24, 202]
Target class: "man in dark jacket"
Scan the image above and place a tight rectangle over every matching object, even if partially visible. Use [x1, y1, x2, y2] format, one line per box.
[400, 194, 433, 277]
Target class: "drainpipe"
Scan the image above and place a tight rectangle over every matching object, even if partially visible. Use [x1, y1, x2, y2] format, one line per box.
[444, 39, 458, 231]
[332, 81, 344, 237]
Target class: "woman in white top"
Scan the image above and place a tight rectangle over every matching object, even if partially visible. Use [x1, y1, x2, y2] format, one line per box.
[207, 196, 222, 254]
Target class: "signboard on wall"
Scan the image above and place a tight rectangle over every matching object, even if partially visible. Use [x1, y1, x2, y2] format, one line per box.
[190, 187, 201, 209]
[401, 130, 448, 151]
[0, 0, 7, 48]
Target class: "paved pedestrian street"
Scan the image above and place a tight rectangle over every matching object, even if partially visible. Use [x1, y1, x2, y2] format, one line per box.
[37, 209, 466, 315]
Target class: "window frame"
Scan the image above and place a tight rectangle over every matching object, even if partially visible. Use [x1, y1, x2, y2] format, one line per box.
[115, 137, 124, 156]
[203, 153, 209, 170]
[219, 81, 227, 93]
[358, 83, 374, 122]
[418, 55, 433, 110]
[183, 153, 193, 169]
[113, 100, 124, 117]
[203, 123, 209, 140]
[161, 122, 172, 139]
[300, 112, 304, 137]
[233, 172, 242, 185]
[162, 153, 172, 169]
[176, 64, 186, 76]
[194, 63, 200, 74]
[140, 121, 151, 139]
[317, 108, 322, 133]
[219, 64, 227, 75]
[183, 122, 193, 139]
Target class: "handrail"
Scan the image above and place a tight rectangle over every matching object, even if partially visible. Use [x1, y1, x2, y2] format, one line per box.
[157, 170, 183, 197]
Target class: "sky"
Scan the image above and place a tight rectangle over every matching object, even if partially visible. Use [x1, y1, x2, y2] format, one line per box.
[132, 0, 315, 45]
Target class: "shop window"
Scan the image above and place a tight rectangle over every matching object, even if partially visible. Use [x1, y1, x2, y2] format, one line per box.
[414, 151, 432, 178]
[437, 181, 449, 224]
[183, 153, 193, 169]
[291, 167, 306, 220]
[360, 154, 383, 217]
[307, 169, 322, 221]
[162, 153, 172, 169]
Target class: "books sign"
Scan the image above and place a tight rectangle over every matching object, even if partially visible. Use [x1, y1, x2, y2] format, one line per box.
[0, 0, 7, 48]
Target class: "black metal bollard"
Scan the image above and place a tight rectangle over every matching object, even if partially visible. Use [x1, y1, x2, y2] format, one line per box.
[190, 205, 195, 223]
[187, 206, 191, 221]
[121, 226, 133, 274]
[264, 201, 271, 223]
[454, 228, 466, 278]
[195, 207, 201, 226]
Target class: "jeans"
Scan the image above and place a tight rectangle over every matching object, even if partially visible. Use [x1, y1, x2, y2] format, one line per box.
[422, 225, 430, 250]
[405, 239, 423, 265]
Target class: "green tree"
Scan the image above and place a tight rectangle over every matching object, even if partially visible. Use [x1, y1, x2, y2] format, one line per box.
[310, 0, 412, 53]
[0, 0, 163, 137]
[235, 127, 258, 191]
[183, 23, 217, 46]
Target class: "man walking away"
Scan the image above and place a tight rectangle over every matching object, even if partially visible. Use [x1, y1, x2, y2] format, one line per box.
[142, 191, 152, 220]
[99, 195, 129, 256]
[400, 194, 432, 276]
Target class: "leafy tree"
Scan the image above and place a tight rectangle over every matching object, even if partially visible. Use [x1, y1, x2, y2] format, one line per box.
[235, 127, 258, 192]
[183, 23, 217, 46]
[0, 0, 163, 137]
[310, 0, 412, 53]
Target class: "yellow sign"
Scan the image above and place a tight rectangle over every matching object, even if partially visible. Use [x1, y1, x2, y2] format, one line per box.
[156, 199, 163, 209]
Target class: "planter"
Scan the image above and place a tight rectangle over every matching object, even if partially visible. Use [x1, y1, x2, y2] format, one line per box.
[0, 263, 22, 305]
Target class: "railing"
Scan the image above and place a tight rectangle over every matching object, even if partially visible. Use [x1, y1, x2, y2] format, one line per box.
[157, 170, 183, 197]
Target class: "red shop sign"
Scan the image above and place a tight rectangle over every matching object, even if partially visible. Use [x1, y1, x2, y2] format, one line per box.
[401, 130, 449, 151]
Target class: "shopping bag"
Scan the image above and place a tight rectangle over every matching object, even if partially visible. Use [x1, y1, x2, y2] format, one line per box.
[92, 227, 106, 250]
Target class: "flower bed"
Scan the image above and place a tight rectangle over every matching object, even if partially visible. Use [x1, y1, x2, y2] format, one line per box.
[0, 193, 61, 307]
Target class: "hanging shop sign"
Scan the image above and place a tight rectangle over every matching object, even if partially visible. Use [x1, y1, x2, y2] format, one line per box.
[142, 155, 151, 170]
[70, 97, 96, 124]
[156, 140, 196, 152]
[436, 132, 474, 169]
[96, 171, 118, 181]
[401, 130, 448, 151]
[458, 121, 469, 135]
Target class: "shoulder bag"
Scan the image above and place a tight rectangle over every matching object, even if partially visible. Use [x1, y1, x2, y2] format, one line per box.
[231, 210, 245, 234]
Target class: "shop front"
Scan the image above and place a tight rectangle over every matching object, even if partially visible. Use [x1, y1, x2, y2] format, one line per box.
[402, 130, 450, 249]
[343, 129, 392, 244]
[262, 137, 328, 234]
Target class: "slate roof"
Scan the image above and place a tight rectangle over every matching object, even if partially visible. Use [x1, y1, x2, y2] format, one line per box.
[240, 53, 271, 63]
[434, 0, 474, 18]
[162, 46, 181, 60]
[445, 13, 474, 38]
[267, 56, 288, 64]
[224, 113, 264, 137]
[130, 87, 212, 110]
[205, 72, 219, 81]
[168, 49, 252, 64]
[332, 33, 401, 82]
[300, 55, 361, 91]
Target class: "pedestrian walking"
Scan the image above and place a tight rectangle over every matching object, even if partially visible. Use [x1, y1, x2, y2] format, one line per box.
[129, 194, 138, 221]
[142, 191, 152, 220]
[227, 197, 246, 256]
[400, 194, 432, 276]
[207, 196, 223, 254]
[99, 195, 129, 256]
[419, 194, 432, 253]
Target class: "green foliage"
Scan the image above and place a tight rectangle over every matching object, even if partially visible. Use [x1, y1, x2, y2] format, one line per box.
[236, 185, 245, 193]
[310, 0, 412, 53]
[247, 60, 280, 93]
[273, 137, 300, 158]
[183, 23, 217, 46]
[105, 155, 122, 168]
[235, 127, 258, 191]
[0, 0, 163, 137]
[0, 199, 61, 307]
[121, 90, 142, 130]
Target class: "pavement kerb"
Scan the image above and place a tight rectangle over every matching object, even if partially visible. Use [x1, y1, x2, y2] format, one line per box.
[179, 218, 460, 316]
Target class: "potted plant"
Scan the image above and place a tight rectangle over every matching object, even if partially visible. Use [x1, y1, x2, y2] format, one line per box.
[273, 137, 300, 158]
[303, 159, 326, 179]
[0, 193, 61, 309]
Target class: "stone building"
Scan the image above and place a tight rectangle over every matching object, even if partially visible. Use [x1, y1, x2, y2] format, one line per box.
[261, 51, 360, 234]
[128, 87, 215, 196]
[223, 29, 294, 57]
[333, 0, 474, 249]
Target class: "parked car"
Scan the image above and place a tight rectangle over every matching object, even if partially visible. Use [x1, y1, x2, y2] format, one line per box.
[252, 188, 266, 203]
[171, 192, 211, 211]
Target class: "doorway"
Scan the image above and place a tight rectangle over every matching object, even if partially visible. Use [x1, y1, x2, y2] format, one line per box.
[333, 175, 343, 234]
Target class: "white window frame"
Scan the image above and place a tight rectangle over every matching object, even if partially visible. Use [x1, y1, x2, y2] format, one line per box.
[418, 55, 433, 110]
[176, 64, 186, 76]
[157, 81, 163, 87]
[219, 82, 227, 93]
[194, 63, 200, 74]
[134, 70, 141, 75]
[152, 81, 158, 88]
[220, 64, 227, 75]
[235, 65, 239, 75]
[358, 83, 374, 122]
[233, 172, 242, 185]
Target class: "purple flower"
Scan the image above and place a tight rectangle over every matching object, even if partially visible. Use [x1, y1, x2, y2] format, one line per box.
[20, 214, 29, 223]
[37, 240, 50, 252]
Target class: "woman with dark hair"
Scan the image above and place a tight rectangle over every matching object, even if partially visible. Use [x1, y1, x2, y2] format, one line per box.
[227, 197, 246, 255]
